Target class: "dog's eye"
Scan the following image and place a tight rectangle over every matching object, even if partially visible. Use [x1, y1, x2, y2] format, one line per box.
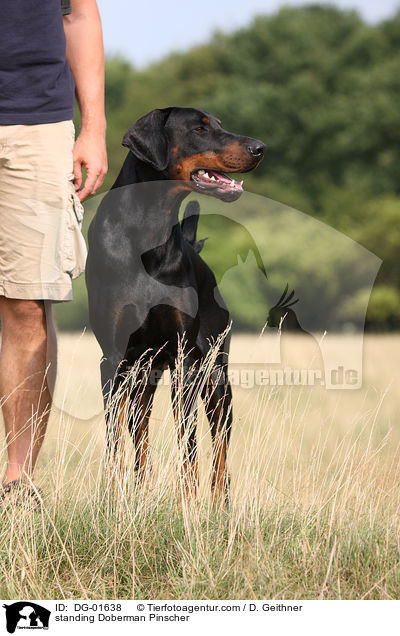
[193, 126, 207, 134]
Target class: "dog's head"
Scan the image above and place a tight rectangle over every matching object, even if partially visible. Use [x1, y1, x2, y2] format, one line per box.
[122, 107, 266, 202]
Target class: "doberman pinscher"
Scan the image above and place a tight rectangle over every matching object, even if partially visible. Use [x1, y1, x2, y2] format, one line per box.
[86, 107, 265, 501]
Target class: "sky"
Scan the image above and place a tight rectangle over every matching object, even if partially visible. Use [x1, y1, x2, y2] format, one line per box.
[97, 0, 400, 68]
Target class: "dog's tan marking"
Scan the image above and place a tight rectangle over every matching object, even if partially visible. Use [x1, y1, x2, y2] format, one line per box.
[174, 143, 254, 180]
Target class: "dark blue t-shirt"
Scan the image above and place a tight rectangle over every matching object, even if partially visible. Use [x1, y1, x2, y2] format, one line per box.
[0, 0, 75, 125]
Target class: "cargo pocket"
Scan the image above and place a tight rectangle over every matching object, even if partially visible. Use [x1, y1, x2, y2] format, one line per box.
[62, 192, 87, 279]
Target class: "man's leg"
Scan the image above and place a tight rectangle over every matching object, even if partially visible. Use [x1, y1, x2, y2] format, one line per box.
[0, 298, 56, 485]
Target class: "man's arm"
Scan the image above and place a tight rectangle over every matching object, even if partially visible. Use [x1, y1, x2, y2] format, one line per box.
[63, 0, 107, 200]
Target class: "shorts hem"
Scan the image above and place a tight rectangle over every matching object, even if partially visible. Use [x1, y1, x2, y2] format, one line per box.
[0, 280, 73, 302]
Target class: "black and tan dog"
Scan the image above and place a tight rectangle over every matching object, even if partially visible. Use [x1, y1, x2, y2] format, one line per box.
[86, 107, 265, 501]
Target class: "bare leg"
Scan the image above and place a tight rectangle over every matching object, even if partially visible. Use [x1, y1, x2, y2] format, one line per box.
[0, 298, 56, 485]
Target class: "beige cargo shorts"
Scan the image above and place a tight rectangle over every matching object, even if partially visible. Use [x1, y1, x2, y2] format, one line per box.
[0, 120, 87, 301]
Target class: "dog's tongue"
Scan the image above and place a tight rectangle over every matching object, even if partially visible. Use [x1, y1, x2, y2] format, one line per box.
[208, 170, 232, 184]
[208, 170, 243, 190]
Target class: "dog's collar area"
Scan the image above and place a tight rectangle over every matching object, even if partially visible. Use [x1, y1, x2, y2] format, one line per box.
[191, 168, 244, 193]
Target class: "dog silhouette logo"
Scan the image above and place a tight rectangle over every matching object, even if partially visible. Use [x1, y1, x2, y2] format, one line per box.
[2, 602, 50, 633]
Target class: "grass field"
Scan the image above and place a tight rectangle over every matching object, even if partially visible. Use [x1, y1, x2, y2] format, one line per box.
[0, 333, 399, 600]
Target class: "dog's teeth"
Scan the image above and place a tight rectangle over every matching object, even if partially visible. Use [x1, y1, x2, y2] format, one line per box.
[210, 176, 216, 181]
[198, 170, 205, 175]
[240, 180, 243, 186]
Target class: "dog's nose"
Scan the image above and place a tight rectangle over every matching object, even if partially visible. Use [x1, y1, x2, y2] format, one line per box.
[248, 141, 266, 157]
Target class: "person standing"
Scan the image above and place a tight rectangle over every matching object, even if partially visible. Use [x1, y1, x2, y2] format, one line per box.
[0, 0, 107, 498]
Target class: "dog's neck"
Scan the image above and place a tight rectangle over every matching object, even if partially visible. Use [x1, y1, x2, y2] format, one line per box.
[112, 152, 164, 188]
[106, 152, 190, 249]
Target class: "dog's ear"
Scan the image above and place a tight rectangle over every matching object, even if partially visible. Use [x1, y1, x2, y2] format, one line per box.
[122, 108, 173, 171]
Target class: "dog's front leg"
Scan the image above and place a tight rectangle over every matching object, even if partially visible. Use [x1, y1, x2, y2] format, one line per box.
[171, 358, 201, 500]
[202, 369, 233, 505]
[127, 368, 160, 486]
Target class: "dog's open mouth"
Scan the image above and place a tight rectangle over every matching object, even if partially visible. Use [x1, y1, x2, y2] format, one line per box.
[191, 169, 243, 194]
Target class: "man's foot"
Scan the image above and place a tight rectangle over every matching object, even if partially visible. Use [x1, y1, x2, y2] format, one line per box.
[0, 479, 41, 510]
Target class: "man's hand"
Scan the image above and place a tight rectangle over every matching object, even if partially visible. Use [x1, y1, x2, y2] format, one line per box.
[64, 0, 107, 200]
[73, 131, 108, 201]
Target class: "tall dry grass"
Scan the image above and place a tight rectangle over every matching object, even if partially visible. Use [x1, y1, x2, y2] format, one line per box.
[0, 334, 399, 599]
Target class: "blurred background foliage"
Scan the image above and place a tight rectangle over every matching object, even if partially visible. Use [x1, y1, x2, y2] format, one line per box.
[55, 4, 400, 332]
